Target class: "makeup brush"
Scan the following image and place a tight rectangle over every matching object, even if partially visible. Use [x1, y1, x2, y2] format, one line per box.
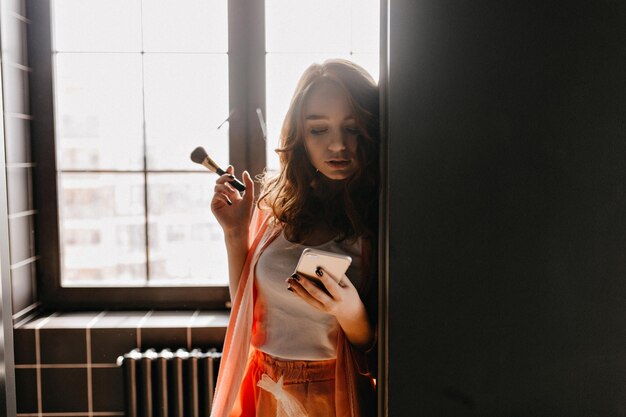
[190, 146, 246, 192]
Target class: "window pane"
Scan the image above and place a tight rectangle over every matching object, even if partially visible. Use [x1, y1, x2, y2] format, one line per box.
[55, 53, 144, 170]
[53, 1, 230, 290]
[266, 0, 351, 53]
[53, 0, 142, 52]
[351, 0, 381, 54]
[142, 0, 228, 53]
[265, 0, 380, 171]
[147, 173, 227, 285]
[60, 173, 147, 285]
[143, 54, 229, 170]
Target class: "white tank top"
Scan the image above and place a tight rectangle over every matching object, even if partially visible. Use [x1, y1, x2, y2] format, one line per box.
[251, 228, 362, 360]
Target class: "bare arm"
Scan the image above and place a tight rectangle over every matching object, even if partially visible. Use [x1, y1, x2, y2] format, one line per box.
[223, 227, 250, 300]
[335, 303, 375, 351]
[210, 166, 255, 300]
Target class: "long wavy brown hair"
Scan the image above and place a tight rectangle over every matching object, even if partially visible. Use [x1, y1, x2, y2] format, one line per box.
[258, 59, 380, 245]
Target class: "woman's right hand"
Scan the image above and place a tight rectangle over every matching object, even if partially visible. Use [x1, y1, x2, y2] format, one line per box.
[210, 165, 255, 234]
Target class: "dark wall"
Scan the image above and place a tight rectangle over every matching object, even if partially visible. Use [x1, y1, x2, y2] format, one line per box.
[387, 1, 626, 415]
[2, 1, 39, 414]
[2, 0, 39, 319]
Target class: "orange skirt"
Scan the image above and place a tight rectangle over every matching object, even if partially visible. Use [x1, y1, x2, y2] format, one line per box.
[229, 348, 337, 417]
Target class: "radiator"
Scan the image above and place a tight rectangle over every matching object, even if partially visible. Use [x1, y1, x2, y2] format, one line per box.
[117, 348, 222, 417]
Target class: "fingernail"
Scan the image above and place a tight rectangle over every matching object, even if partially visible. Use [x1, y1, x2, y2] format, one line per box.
[291, 273, 300, 281]
[315, 267, 323, 277]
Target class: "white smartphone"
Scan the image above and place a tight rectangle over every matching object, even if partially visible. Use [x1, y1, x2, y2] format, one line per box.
[294, 248, 352, 292]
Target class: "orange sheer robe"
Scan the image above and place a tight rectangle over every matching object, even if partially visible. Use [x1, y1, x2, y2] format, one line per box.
[210, 208, 377, 417]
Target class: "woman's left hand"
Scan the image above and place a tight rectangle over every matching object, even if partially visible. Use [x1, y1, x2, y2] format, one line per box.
[287, 267, 375, 351]
[286, 268, 364, 322]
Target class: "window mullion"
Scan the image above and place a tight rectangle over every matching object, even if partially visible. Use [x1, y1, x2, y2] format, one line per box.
[139, 0, 151, 283]
[228, 0, 266, 191]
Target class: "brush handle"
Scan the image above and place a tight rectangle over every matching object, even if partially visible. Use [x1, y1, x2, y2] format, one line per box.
[216, 168, 246, 192]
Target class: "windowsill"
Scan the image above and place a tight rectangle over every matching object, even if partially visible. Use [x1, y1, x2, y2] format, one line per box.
[13, 310, 230, 368]
[61, 281, 230, 288]
[16, 310, 230, 331]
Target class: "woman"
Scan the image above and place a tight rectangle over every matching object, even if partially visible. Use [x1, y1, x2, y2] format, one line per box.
[210, 59, 379, 417]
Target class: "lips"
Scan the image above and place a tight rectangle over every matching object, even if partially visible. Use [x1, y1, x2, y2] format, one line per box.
[325, 159, 352, 169]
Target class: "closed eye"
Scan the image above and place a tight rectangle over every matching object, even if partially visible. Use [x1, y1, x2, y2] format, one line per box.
[310, 128, 328, 135]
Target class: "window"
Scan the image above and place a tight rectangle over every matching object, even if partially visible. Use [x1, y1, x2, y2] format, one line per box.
[28, 0, 379, 310]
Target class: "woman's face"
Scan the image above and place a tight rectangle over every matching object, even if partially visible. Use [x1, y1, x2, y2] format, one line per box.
[302, 82, 360, 181]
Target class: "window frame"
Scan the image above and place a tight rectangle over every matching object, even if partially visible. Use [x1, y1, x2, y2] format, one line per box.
[27, 0, 266, 311]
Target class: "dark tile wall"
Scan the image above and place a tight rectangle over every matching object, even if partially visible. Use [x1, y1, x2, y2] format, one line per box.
[14, 310, 227, 416]
[2, 0, 39, 319]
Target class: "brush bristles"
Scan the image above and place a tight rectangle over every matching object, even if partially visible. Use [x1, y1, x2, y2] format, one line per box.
[190, 146, 208, 164]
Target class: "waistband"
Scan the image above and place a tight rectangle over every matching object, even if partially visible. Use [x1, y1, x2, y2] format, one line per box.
[250, 348, 336, 384]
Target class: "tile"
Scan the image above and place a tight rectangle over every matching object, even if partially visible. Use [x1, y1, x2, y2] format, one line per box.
[40, 328, 86, 364]
[11, 262, 36, 316]
[189, 311, 228, 349]
[140, 327, 187, 351]
[15, 368, 37, 414]
[191, 327, 226, 350]
[42, 311, 102, 329]
[1, 11, 28, 66]
[3, 65, 28, 114]
[92, 311, 150, 328]
[7, 166, 31, 214]
[41, 368, 88, 413]
[4, 0, 25, 15]
[91, 328, 137, 364]
[9, 215, 34, 265]
[20, 313, 56, 330]
[92, 367, 125, 412]
[13, 328, 36, 365]
[141, 310, 195, 328]
[4, 117, 31, 164]
[191, 310, 230, 327]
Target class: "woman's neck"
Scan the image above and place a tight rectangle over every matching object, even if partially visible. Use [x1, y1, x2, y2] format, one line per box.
[286, 226, 337, 246]
[310, 175, 347, 198]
